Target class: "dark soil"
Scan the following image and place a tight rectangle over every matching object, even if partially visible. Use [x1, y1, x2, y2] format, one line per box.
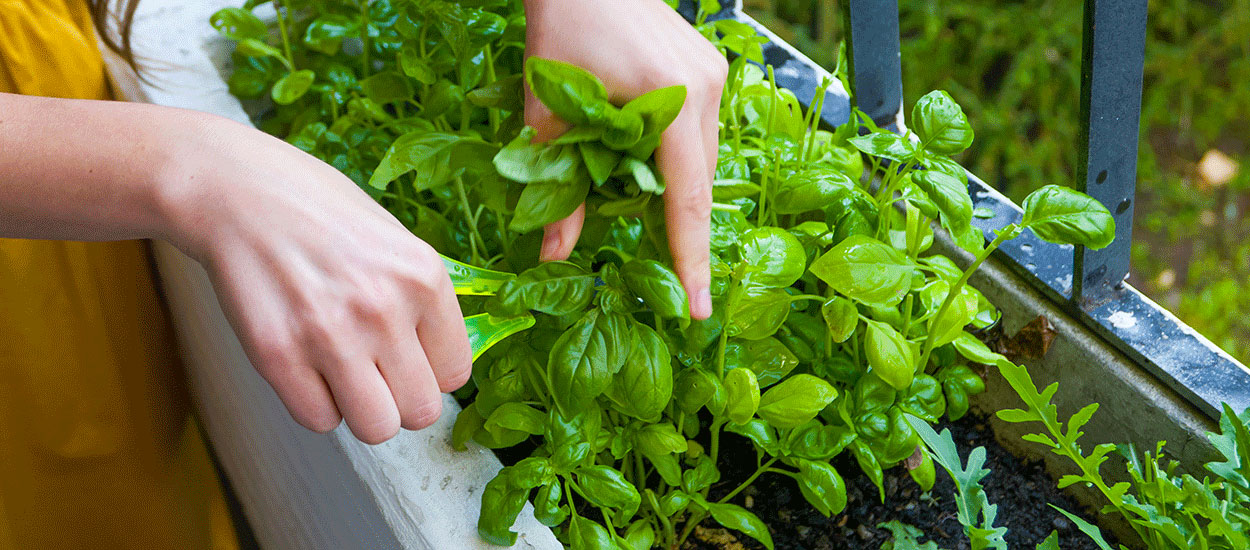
[682, 412, 1120, 550]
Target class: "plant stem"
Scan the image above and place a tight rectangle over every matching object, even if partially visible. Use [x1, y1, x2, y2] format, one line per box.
[454, 176, 488, 263]
[918, 224, 1021, 368]
[273, 0, 295, 69]
[715, 457, 780, 504]
[359, 0, 371, 76]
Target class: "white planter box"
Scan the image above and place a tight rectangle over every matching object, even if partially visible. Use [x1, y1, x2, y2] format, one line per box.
[110, 2, 561, 548]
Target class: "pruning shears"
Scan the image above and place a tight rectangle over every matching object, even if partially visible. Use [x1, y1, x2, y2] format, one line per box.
[441, 255, 534, 361]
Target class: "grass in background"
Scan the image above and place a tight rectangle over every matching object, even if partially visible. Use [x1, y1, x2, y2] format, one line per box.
[745, 0, 1250, 362]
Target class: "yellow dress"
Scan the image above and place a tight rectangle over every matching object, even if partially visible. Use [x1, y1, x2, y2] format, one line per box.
[0, 1, 239, 548]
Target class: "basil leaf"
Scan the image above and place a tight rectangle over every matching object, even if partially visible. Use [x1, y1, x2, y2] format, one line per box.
[810, 235, 914, 307]
[548, 309, 632, 414]
[602, 108, 645, 151]
[579, 141, 621, 185]
[509, 179, 591, 233]
[621, 85, 687, 158]
[271, 69, 315, 105]
[532, 479, 567, 527]
[847, 132, 918, 162]
[951, 331, 1008, 365]
[576, 465, 641, 518]
[821, 296, 859, 343]
[726, 419, 782, 456]
[619, 156, 665, 194]
[490, 261, 595, 316]
[796, 459, 848, 516]
[741, 227, 807, 288]
[724, 337, 799, 387]
[370, 132, 496, 190]
[621, 259, 688, 319]
[920, 280, 979, 348]
[467, 73, 523, 111]
[604, 323, 672, 421]
[865, 320, 916, 390]
[360, 71, 413, 105]
[757, 374, 838, 429]
[1021, 185, 1116, 249]
[773, 168, 856, 214]
[477, 472, 527, 546]
[494, 126, 583, 184]
[302, 14, 358, 54]
[727, 287, 791, 340]
[210, 7, 267, 41]
[622, 520, 656, 550]
[525, 57, 610, 127]
[910, 170, 972, 229]
[724, 367, 761, 425]
[912, 90, 974, 155]
[706, 503, 775, 550]
[569, 517, 616, 550]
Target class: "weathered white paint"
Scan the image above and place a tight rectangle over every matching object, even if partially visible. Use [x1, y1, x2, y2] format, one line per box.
[109, 1, 561, 548]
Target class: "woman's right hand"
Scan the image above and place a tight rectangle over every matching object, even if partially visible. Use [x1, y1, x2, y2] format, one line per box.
[162, 113, 472, 444]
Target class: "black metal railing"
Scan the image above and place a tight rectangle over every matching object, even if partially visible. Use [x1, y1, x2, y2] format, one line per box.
[681, 0, 1250, 419]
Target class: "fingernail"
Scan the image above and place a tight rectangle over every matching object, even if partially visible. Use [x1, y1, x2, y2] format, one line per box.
[691, 287, 713, 320]
[539, 231, 559, 261]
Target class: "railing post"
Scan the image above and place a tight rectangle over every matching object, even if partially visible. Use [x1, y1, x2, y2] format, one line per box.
[843, 0, 903, 130]
[1072, 0, 1148, 304]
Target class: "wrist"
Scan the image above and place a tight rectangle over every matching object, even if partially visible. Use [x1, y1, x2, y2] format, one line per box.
[147, 109, 235, 263]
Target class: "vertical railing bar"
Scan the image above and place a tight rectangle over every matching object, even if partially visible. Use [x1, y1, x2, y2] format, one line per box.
[1072, 0, 1148, 305]
[842, 0, 904, 131]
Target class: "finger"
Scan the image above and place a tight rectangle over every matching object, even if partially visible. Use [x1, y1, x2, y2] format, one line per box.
[541, 204, 586, 261]
[525, 91, 571, 142]
[320, 358, 401, 445]
[377, 335, 444, 430]
[414, 265, 473, 392]
[260, 363, 343, 433]
[656, 107, 714, 320]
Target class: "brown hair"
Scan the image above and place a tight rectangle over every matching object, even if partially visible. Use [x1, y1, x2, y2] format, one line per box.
[88, 0, 142, 75]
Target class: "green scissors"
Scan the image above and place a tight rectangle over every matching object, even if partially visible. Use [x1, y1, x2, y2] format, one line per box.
[442, 255, 535, 361]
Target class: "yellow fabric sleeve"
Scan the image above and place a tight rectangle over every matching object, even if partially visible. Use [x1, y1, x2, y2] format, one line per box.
[0, 1, 240, 548]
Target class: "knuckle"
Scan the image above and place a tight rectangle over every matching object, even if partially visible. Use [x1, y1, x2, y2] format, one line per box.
[678, 192, 713, 221]
[402, 399, 443, 431]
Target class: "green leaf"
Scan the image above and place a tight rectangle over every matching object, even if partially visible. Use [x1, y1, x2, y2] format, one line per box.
[674, 368, 721, 414]
[621, 259, 689, 319]
[210, 7, 267, 41]
[921, 281, 979, 348]
[604, 323, 672, 421]
[622, 85, 687, 158]
[477, 472, 528, 545]
[525, 57, 610, 127]
[569, 517, 616, 550]
[773, 168, 856, 214]
[510, 179, 591, 233]
[490, 261, 595, 316]
[483, 402, 546, 438]
[451, 402, 485, 451]
[533, 479, 567, 527]
[706, 503, 774, 550]
[548, 309, 631, 414]
[1050, 506, 1114, 550]
[908, 449, 937, 492]
[796, 459, 847, 516]
[821, 296, 859, 343]
[912, 90, 974, 155]
[910, 170, 973, 229]
[724, 367, 761, 424]
[271, 69, 315, 104]
[576, 465, 641, 519]
[360, 71, 414, 105]
[579, 141, 621, 185]
[741, 227, 807, 288]
[237, 37, 284, 59]
[865, 320, 916, 390]
[951, 332, 1007, 365]
[848, 132, 919, 163]
[757, 374, 838, 429]
[727, 287, 792, 340]
[620, 156, 665, 194]
[723, 337, 799, 387]
[603, 108, 645, 150]
[464, 313, 535, 362]
[467, 73, 523, 111]
[810, 236, 914, 307]
[622, 520, 656, 550]
[370, 132, 496, 190]
[878, 520, 942, 550]
[493, 126, 583, 185]
[302, 14, 358, 54]
[1021, 185, 1115, 249]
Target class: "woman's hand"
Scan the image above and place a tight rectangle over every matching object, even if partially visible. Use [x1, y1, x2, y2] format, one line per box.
[524, 0, 728, 320]
[164, 115, 472, 445]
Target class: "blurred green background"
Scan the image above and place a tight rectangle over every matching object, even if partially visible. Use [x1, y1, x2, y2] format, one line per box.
[743, 0, 1250, 362]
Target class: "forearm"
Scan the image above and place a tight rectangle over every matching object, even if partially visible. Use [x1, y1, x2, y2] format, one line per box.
[0, 92, 206, 245]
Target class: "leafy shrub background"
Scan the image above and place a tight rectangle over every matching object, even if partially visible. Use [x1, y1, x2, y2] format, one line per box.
[745, 0, 1250, 362]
